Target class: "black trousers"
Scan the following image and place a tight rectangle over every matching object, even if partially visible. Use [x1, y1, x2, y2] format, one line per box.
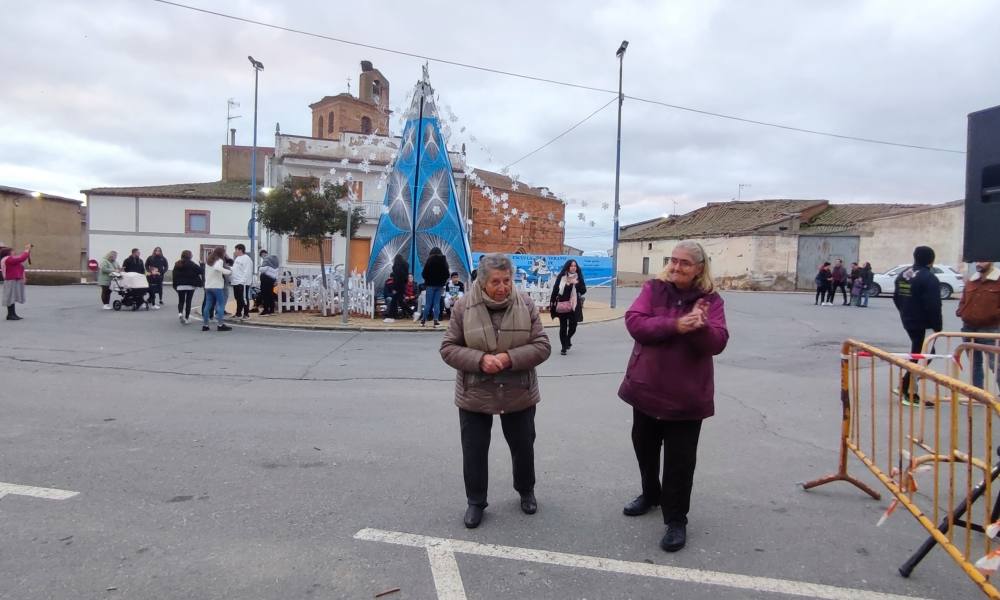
[558, 314, 577, 350]
[101, 285, 112, 305]
[631, 408, 702, 525]
[828, 281, 848, 304]
[176, 289, 195, 318]
[815, 284, 829, 304]
[900, 327, 929, 396]
[233, 284, 249, 317]
[459, 406, 536, 507]
[147, 282, 163, 305]
[259, 275, 276, 314]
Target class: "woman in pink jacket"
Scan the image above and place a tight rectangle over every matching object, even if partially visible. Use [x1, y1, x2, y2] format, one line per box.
[618, 240, 729, 553]
[1, 243, 32, 321]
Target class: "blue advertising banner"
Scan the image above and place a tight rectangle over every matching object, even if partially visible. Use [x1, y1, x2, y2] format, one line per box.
[471, 253, 613, 287]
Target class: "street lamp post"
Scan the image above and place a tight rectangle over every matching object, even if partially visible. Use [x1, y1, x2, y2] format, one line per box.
[248, 56, 264, 272]
[738, 183, 751, 201]
[341, 195, 354, 324]
[610, 40, 628, 309]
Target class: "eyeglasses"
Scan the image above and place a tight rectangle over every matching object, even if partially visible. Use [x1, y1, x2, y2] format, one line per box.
[667, 257, 700, 268]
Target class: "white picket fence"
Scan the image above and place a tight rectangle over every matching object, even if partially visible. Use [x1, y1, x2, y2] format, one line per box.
[274, 268, 376, 318]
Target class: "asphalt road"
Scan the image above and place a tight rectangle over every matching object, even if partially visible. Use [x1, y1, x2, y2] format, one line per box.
[0, 285, 981, 599]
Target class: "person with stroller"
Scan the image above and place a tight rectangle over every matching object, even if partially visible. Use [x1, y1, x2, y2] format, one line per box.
[420, 247, 450, 328]
[172, 250, 203, 324]
[99, 250, 121, 310]
[549, 259, 587, 355]
[202, 247, 232, 332]
[122, 248, 144, 274]
[145, 247, 169, 310]
[230, 244, 253, 321]
[1, 243, 32, 321]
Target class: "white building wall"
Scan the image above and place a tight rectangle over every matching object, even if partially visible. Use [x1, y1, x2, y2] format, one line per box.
[859, 203, 964, 272]
[88, 196, 135, 232]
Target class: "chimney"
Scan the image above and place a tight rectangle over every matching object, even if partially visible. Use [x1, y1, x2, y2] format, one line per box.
[229, 128, 236, 146]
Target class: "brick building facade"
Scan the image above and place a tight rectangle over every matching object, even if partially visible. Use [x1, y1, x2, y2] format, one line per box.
[309, 61, 391, 138]
[468, 170, 566, 255]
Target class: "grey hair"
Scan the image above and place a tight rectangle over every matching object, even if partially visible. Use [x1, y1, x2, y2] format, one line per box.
[478, 253, 513, 280]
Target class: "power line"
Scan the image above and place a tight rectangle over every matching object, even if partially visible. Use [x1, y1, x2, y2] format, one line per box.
[503, 97, 618, 169]
[149, 0, 966, 155]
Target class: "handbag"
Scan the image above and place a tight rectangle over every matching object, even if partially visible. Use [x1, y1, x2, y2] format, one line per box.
[555, 300, 573, 314]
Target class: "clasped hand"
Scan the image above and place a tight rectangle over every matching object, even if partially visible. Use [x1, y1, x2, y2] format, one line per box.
[676, 299, 710, 334]
[480, 352, 511, 374]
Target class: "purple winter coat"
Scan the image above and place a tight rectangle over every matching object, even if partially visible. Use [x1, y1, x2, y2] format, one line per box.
[618, 279, 729, 421]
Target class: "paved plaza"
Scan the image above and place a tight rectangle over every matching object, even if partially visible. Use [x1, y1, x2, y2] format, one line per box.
[0, 285, 980, 599]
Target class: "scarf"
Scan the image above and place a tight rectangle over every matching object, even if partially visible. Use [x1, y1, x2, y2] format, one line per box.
[559, 273, 579, 311]
[463, 280, 533, 353]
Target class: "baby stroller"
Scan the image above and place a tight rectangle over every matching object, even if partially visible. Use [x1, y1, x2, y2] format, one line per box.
[109, 272, 150, 311]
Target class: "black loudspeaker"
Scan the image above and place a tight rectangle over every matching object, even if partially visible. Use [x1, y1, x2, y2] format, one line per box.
[964, 105, 1000, 262]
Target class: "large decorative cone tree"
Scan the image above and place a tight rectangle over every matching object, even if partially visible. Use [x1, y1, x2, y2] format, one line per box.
[367, 65, 473, 290]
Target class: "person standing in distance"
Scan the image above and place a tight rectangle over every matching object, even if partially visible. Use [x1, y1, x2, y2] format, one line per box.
[0, 243, 32, 321]
[230, 244, 254, 321]
[893, 245, 943, 407]
[618, 240, 729, 553]
[956, 261, 1000, 390]
[421, 246, 450, 328]
[549, 259, 587, 355]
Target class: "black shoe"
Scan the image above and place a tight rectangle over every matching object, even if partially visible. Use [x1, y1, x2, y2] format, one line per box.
[464, 505, 485, 529]
[623, 494, 658, 516]
[6, 315, 22, 321]
[901, 392, 934, 408]
[560, 348, 567, 355]
[660, 522, 687, 552]
[520, 492, 537, 515]
[217, 324, 232, 331]
[201, 326, 210, 331]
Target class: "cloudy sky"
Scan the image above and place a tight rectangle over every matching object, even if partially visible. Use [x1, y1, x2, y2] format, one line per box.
[3, 0, 998, 252]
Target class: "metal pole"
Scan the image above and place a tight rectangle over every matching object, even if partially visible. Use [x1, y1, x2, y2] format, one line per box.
[611, 45, 626, 309]
[250, 68, 259, 273]
[342, 200, 352, 324]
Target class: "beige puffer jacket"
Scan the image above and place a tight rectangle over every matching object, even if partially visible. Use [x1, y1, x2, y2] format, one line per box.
[440, 292, 551, 414]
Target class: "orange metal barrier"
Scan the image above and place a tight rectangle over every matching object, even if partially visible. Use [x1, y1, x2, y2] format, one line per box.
[804, 339, 1000, 598]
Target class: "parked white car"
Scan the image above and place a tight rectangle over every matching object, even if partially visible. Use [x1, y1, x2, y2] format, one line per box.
[870, 264, 965, 300]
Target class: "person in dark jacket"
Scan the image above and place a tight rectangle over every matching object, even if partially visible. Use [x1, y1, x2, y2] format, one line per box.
[814, 262, 832, 305]
[145, 247, 169, 309]
[858, 262, 874, 307]
[829, 259, 849, 305]
[420, 246, 450, 327]
[384, 254, 409, 322]
[893, 246, 943, 407]
[122, 248, 144, 274]
[549, 259, 587, 355]
[171, 249, 203, 324]
[618, 240, 729, 553]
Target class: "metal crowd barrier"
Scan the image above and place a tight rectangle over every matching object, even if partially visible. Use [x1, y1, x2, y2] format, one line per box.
[804, 337, 1000, 598]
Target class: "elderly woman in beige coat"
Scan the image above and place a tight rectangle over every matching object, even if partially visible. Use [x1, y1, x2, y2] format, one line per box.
[440, 253, 551, 529]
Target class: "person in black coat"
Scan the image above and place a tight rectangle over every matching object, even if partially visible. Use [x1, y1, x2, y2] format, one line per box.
[893, 245, 943, 407]
[122, 248, 144, 274]
[549, 259, 587, 355]
[171, 249, 204, 324]
[385, 254, 409, 322]
[420, 246, 450, 327]
[144, 246, 169, 308]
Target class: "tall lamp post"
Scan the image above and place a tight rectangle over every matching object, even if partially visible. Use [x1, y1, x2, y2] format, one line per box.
[340, 193, 355, 324]
[610, 40, 628, 309]
[248, 56, 264, 271]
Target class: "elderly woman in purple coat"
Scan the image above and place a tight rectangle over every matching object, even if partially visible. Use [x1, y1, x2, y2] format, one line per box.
[618, 240, 729, 553]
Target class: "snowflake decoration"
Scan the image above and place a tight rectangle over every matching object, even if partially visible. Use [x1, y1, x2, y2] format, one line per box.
[502, 202, 509, 211]
[431, 205, 441, 216]
[547, 212, 555, 221]
[345, 173, 354, 182]
[368, 152, 377, 161]
[522, 212, 530, 221]
[511, 208, 519, 216]
[466, 219, 473, 227]
[483, 186, 493, 198]
[602, 202, 610, 210]
[336, 177, 345, 186]
[329, 167, 337, 175]
[511, 182, 520, 191]
[518, 214, 529, 224]
[502, 214, 511, 223]
[359, 159, 371, 174]
[340, 158, 349, 166]
[558, 220, 565, 229]
[483, 228, 491, 236]
[500, 192, 509, 202]
[500, 224, 508, 233]
[351, 147, 360, 157]
[578, 212, 586, 221]
[490, 206, 499, 214]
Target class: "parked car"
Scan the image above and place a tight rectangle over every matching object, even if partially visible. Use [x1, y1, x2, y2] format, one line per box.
[870, 264, 965, 299]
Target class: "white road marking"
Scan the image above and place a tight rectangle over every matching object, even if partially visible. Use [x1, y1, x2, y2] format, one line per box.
[0, 481, 79, 500]
[355, 528, 937, 600]
[426, 546, 468, 600]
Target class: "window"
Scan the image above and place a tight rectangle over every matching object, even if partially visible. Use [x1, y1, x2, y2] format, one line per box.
[185, 210, 210, 234]
[361, 116, 372, 134]
[328, 111, 335, 133]
[648, 243, 653, 250]
[663, 257, 670, 267]
[288, 236, 333, 264]
[199, 244, 225, 263]
[347, 180, 363, 200]
[317, 116, 324, 137]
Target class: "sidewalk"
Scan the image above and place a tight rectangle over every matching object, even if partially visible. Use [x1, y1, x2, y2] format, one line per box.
[219, 300, 625, 332]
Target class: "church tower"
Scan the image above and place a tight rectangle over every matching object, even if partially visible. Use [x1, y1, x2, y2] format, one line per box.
[309, 61, 391, 139]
